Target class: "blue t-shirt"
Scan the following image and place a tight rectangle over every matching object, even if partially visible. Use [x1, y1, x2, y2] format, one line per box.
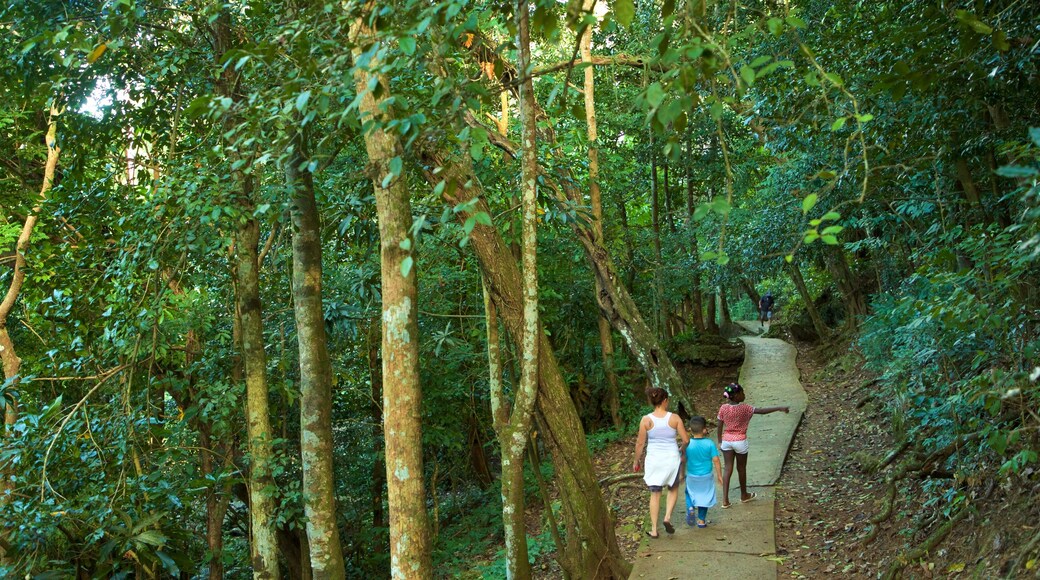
[685, 437, 720, 476]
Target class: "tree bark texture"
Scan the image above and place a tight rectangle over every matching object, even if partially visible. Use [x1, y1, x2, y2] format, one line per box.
[234, 212, 281, 580]
[650, 141, 665, 336]
[351, 13, 434, 579]
[367, 319, 385, 530]
[580, 0, 621, 428]
[419, 150, 630, 578]
[212, 11, 281, 576]
[199, 424, 231, 580]
[286, 141, 347, 577]
[683, 129, 705, 333]
[706, 290, 719, 334]
[494, 5, 543, 576]
[787, 260, 830, 339]
[740, 277, 761, 312]
[719, 290, 732, 326]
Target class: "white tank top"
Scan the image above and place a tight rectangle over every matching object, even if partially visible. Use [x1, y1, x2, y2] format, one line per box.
[646, 412, 678, 456]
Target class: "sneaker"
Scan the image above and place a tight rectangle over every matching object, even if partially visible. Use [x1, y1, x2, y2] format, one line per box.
[686, 511, 696, 527]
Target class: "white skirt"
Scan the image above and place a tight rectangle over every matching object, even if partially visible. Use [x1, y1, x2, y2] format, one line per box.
[643, 449, 680, 488]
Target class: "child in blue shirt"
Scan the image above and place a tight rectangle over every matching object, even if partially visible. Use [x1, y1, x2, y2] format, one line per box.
[685, 416, 723, 528]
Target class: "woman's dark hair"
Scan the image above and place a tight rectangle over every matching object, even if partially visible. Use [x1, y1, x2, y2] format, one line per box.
[646, 386, 669, 407]
[722, 382, 744, 399]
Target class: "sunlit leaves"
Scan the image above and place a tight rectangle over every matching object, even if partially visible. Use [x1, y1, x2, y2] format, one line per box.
[611, 0, 635, 27]
[954, 10, 993, 35]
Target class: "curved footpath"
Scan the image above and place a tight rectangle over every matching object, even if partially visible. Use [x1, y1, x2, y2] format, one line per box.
[628, 322, 808, 578]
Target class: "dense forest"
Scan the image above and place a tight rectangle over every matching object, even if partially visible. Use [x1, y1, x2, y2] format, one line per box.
[1, 0, 1038, 577]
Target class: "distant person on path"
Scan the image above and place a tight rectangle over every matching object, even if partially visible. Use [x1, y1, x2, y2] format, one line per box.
[633, 386, 690, 538]
[684, 416, 722, 528]
[716, 382, 790, 508]
[759, 291, 774, 328]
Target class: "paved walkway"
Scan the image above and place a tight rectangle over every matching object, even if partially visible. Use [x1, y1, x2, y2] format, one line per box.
[628, 322, 807, 579]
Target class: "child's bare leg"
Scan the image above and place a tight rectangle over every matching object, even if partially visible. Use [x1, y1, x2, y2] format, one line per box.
[736, 452, 750, 500]
[664, 484, 679, 524]
[721, 450, 735, 506]
[649, 490, 661, 535]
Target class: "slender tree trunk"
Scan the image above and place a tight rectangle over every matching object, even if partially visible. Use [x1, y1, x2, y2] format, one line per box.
[684, 128, 704, 332]
[650, 140, 665, 336]
[234, 208, 281, 579]
[0, 109, 59, 561]
[418, 151, 631, 578]
[459, 35, 693, 413]
[740, 277, 760, 312]
[705, 291, 719, 334]
[663, 162, 674, 232]
[234, 215, 280, 580]
[199, 425, 231, 580]
[787, 260, 830, 339]
[286, 139, 347, 577]
[494, 5, 543, 575]
[211, 11, 281, 576]
[719, 290, 732, 326]
[367, 319, 385, 529]
[581, 0, 621, 428]
[351, 11, 433, 578]
[617, 197, 637, 291]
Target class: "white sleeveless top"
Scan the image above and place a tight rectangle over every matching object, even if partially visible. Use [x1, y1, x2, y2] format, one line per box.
[646, 412, 678, 456]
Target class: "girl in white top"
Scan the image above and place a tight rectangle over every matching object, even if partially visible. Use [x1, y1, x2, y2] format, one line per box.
[633, 386, 690, 538]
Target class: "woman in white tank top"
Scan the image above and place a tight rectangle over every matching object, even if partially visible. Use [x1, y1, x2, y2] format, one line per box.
[633, 386, 689, 538]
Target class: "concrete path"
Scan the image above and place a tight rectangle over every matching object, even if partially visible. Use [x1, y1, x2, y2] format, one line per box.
[628, 322, 807, 579]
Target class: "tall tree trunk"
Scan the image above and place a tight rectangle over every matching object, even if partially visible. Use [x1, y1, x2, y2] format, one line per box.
[0, 108, 59, 561]
[581, 0, 621, 428]
[198, 424, 232, 580]
[458, 33, 693, 412]
[419, 151, 631, 578]
[617, 196, 637, 292]
[787, 260, 830, 339]
[683, 128, 704, 332]
[211, 11, 281, 576]
[496, 3, 544, 575]
[286, 138, 347, 577]
[705, 291, 719, 334]
[650, 139, 665, 336]
[351, 12, 433, 578]
[719, 290, 732, 326]
[367, 319, 385, 529]
[234, 207, 281, 580]
[663, 161, 674, 232]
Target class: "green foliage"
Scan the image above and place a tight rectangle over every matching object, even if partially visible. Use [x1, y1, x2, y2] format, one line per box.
[1, 0, 1037, 574]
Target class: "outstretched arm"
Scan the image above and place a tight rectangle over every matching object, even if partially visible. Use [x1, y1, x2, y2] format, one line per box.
[716, 419, 724, 443]
[712, 455, 723, 485]
[753, 406, 790, 415]
[633, 418, 648, 472]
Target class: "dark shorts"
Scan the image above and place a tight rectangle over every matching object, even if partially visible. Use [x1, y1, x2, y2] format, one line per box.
[647, 482, 679, 492]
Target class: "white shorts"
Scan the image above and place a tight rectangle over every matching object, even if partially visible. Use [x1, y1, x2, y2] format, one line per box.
[720, 439, 749, 454]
